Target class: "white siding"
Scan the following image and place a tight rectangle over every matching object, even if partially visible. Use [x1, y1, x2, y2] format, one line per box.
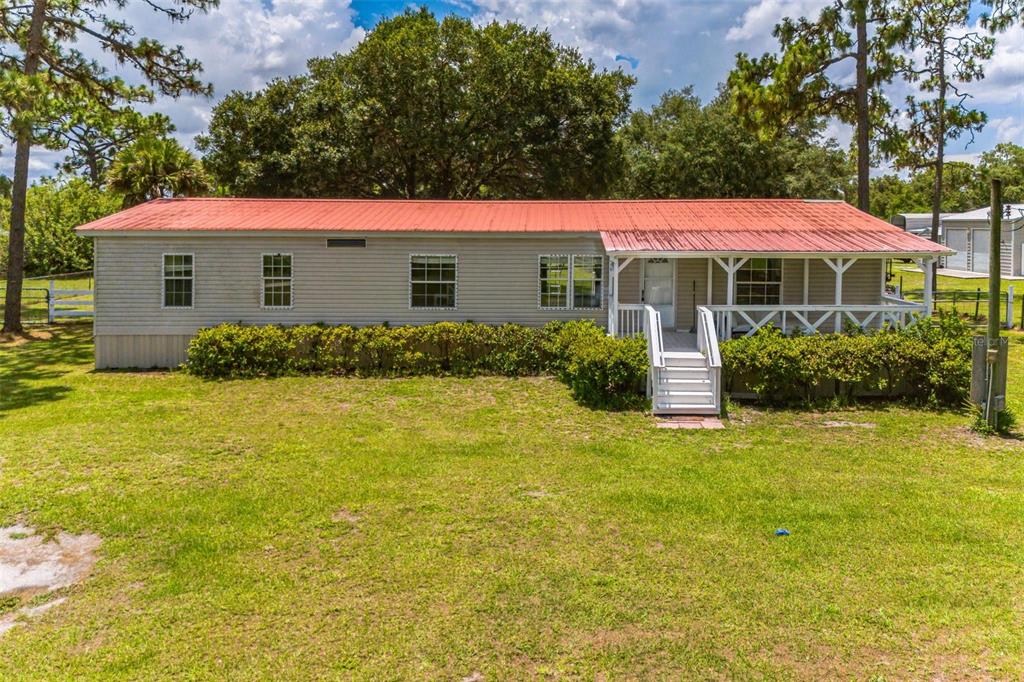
[94, 234, 608, 337]
[93, 239, 891, 367]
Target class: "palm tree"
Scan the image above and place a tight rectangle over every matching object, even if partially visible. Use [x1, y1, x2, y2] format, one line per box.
[107, 136, 211, 207]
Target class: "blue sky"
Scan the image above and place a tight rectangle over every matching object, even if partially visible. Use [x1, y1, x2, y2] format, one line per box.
[7, 0, 1023, 179]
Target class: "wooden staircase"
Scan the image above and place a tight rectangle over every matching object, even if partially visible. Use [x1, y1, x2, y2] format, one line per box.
[652, 350, 718, 415]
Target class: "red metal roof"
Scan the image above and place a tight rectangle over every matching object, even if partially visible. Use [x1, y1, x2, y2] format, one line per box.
[76, 197, 949, 255]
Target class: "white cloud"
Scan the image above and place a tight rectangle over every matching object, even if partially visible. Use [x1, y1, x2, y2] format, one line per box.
[726, 0, 830, 44]
[471, 0, 745, 106]
[121, 0, 366, 143]
[991, 116, 1024, 143]
[946, 152, 981, 165]
[966, 22, 1024, 105]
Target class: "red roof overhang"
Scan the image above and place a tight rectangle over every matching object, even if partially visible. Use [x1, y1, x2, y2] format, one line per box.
[75, 197, 951, 256]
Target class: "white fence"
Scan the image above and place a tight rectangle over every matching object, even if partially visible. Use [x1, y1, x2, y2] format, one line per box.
[47, 280, 94, 322]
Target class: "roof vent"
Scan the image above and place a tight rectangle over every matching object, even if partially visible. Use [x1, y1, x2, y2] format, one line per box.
[327, 238, 366, 248]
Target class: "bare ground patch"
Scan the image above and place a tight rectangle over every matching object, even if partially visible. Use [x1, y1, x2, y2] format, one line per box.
[0, 524, 100, 635]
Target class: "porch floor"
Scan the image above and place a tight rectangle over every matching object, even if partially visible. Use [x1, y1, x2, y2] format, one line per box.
[663, 330, 699, 352]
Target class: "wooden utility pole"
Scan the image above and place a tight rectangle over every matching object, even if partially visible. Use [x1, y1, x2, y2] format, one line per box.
[985, 178, 1006, 430]
[988, 180, 1002, 342]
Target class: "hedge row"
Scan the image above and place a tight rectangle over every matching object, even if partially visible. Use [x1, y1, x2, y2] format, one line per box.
[185, 314, 973, 411]
[184, 320, 649, 410]
[720, 313, 973, 406]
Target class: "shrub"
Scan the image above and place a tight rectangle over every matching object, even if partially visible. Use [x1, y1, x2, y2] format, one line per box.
[184, 320, 649, 410]
[186, 323, 293, 378]
[720, 314, 973, 407]
[560, 333, 649, 410]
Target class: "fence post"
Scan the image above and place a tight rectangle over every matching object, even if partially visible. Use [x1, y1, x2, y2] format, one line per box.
[47, 279, 55, 324]
[974, 288, 981, 322]
[1007, 285, 1015, 329]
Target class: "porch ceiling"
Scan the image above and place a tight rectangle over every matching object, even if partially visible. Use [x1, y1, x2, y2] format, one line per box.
[600, 229, 952, 257]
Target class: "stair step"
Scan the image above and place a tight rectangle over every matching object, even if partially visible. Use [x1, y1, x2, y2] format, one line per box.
[653, 404, 720, 416]
[662, 351, 706, 368]
[653, 390, 715, 406]
[658, 378, 712, 391]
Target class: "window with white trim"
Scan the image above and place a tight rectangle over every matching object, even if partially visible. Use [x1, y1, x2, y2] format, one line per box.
[538, 255, 570, 308]
[572, 255, 603, 308]
[539, 254, 603, 309]
[262, 253, 293, 308]
[162, 254, 193, 308]
[410, 254, 457, 308]
[735, 258, 782, 305]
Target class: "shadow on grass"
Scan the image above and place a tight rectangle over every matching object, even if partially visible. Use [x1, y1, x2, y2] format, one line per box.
[0, 323, 93, 417]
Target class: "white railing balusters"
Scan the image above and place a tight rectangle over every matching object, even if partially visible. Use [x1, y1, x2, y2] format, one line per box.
[615, 304, 645, 339]
[706, 302, 927, 339]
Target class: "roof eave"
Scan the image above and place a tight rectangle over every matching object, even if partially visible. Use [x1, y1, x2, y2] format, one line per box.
[604, 249, 953, 258]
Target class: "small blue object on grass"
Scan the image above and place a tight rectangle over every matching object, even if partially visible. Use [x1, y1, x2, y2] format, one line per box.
[774, 528, 790, 536]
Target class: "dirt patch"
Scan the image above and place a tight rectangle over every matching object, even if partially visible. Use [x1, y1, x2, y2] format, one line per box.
[821, 420, 876, 429]
[0, 329, 54, 346]
[331, 509, 361, 525]
[0, 524, 100, 636]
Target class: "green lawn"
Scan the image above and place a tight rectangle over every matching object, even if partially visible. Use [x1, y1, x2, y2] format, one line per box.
[1, 324, 1023, 679]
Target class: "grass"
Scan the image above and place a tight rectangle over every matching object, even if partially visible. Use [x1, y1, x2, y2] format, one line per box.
[1, 323, 1023, 679]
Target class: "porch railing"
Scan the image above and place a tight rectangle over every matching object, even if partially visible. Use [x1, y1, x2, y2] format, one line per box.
[705, 301, 928, 340]
[616, 303, 646, 338]
[616, 303, 664, 398]
[696, 306, 721, 414]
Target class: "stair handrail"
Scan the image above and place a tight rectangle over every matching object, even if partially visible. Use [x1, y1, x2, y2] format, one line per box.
[642, 304, 665, 369]
[696, 306, 721, 369]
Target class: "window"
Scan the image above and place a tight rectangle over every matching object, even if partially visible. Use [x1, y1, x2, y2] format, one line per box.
[162, 254, 193, 308]
[572, 255, 603, 309]
[262, 254, 293, 308]
[326, 238, 366, 248]
[735, 258, 782, 305]
[538, 255, 570, 308]
[539, 254, 604, 310]
[410, 255, 457, 308]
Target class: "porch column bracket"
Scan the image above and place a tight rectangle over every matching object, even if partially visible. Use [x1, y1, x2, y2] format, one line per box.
[824, 257, 857, 332]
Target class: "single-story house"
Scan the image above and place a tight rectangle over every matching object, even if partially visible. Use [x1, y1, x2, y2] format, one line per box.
[76, 198, 949, 415]
[940, 204, 1024, 276]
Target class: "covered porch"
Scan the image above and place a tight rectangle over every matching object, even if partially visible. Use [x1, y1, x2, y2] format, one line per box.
[607, 254, 935, 342]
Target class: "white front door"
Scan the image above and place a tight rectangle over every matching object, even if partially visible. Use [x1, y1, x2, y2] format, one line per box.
[642, 258, 675, 328]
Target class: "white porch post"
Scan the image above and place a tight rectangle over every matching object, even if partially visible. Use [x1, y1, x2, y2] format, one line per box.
[713, 256, 747, 339]
[824, 257, 857, 332]
[922, 256, 934, 317]
[803, 259, 809, 305]
[725, 257, 735, 338]
[706, 258, 713, 305]
[608, 256, 619, 336]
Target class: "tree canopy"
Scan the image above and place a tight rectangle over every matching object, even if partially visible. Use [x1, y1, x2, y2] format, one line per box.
[0, 176, 120, 276]
[107, 136, 210, 207]
[614, 88, 851, 200]
[198, 9, 635, 199]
